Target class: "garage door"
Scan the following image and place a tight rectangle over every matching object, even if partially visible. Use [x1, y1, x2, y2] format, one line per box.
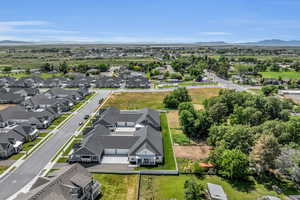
[104, 149, 116, 155]
[116, 149, 129, 155]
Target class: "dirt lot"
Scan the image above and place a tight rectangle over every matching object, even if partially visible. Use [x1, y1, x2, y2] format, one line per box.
[174, 144, 213, 160]
[0, 104, 16, 110]
[167, 110, 180, 129]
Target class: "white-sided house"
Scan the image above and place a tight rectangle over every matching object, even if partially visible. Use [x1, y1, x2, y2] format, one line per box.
[70, 107, 163, 166]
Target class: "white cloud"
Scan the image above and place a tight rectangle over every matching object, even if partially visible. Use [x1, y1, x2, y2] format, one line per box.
[0, 21, 48, 26]
[0, 20, 77, 35]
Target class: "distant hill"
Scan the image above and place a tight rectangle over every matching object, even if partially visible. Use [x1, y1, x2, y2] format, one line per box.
[243, 39, 300, 46]
[0, 40, 32, 45]
[194, 41, 229, 46]
[194, 39, 300, 46]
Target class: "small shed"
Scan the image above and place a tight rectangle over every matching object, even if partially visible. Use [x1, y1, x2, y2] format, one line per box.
[207, 183, 227, 200]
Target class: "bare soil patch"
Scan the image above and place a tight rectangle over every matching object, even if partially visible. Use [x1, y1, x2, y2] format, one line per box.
[167, 110, 180, 129]
[174, 144, 213, 160]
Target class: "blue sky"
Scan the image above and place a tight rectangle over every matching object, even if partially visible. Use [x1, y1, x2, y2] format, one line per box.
[0, 0, 300, 43]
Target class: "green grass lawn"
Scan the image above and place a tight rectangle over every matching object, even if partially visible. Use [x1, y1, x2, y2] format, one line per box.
[0, 165, 9, 174]
[38, 132, 49, 137]
[259, 72, 300, 79]
[62, 139, 81, 156]
[0, 72, 63, 79]
[8, 153, 24, 160]
[137, 113, 176, 170]
[92, 174, 138, 200]
[22, 138, 42, 152]
[139, 174, 295, 200]
[49, 114, 70, 127]
[104, 88, 221, 110]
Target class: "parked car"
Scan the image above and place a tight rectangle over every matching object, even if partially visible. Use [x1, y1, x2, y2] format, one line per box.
[84, 115, 89, 120]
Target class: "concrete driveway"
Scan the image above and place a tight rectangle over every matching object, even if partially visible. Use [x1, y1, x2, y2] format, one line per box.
[100, 156, 129, 164]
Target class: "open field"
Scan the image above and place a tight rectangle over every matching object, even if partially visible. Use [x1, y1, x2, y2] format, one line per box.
[104, 88, 221, 110]
[0, 72, 63, 79]
[92, 174, 138, 200]
[104, 91, 169, 110]
[0, 53, 157, 69]
[259, 72, 300, 79]
[139, 174, 293, 200]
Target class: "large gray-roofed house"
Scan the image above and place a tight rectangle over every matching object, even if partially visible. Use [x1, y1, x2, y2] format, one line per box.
[15, 163, 101, 200]
[0, 105, 56, 129]
[45, 88, 84, 102]
[70, 107, 163, 165]
[0, 91, 24, 104]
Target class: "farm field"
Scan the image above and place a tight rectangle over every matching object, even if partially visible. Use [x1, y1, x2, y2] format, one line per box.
[139, 174, 290, 200]
[92, 174, 138, 200]
[259, 72, 300, 79]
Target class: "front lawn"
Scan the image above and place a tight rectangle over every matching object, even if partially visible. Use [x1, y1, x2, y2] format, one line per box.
[139, 174, 290, 200]
[92, 174, 138, 200]
[0, 165, 9, 174]
[49, 114, 70, 127]
[22, 138, 42, 152]
[8, 153, 24, 160]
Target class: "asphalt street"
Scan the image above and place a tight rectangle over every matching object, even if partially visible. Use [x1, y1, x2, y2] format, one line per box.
[0, 90, 111, 200]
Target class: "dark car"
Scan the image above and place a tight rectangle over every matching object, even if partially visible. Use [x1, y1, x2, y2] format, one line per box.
[84, 115, 89, 120]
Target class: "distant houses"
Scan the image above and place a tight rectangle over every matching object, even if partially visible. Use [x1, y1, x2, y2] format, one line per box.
[0, 87, 89, 159]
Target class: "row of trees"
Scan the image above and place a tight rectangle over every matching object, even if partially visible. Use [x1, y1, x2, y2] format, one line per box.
[171, 55, 230, 80]
[178, 88, 300, 183]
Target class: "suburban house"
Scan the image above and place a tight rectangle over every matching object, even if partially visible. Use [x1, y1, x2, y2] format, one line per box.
[0, 105, 56, 129]
[44, 88, 87, 103]
[0, 91, 24, 104]
[8, 87, 40, 98]
[15, 164, 101, 200]
[0, 123, 38, 158]
[23, 94, 70, 113]
[96, 76, 122, 88]
[0, 137, 21, 159]
[125, 76, 151, 89]
[69, 107, 163, 166]
[0, 76, 16, 87]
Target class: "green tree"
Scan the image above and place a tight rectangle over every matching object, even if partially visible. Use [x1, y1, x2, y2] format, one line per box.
[3, 66, 12, 73]
[184, 178, 204, 200]
[58, 61, 68, 74]
[180, 110, 196, 137]
[163, 87, 191, 109]
[261, 85, 278, 96]
[217, 149, 249, 179]
[250, 134, 281, 172]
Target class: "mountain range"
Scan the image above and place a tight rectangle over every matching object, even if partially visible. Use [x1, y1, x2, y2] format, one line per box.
[1, 39, 300, 46]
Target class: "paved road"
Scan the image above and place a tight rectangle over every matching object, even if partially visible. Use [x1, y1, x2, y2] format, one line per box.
[0, 90, 111, 200]
[205, 71, 261, 91]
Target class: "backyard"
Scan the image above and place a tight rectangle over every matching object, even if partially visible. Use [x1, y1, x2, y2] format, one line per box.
[139, 174, 293, 200]
[93, 174, 138, 200]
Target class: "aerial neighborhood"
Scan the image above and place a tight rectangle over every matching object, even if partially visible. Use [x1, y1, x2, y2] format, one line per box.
[0, 43, 300, 200]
